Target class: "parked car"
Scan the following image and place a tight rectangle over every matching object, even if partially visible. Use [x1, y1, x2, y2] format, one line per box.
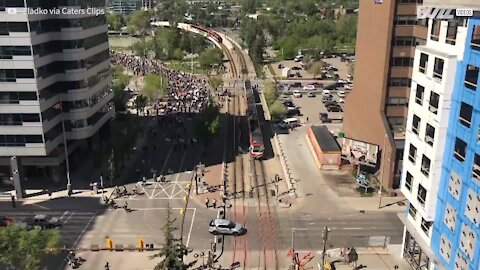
[324, 83, 337, 90]
[327, 105, 343, 112]
[337, 91, 346, 98]
[307, 92, 316, 97]
[279, 118, 301, 129]
[324, 101, 338, 107]
[292, 66, 302, 70]
[296, 72, 302, 77]
[283, 101, 295, 107]
[303, 85, 316, 91]
[344, 84, 353, 90]
[294, 55, 304, 62]
[312, 82, 324, 88]
[293, 90, 302, 98]
[338, 98, 345, 103]
[277, 64, 284, 69]
[322, 90, 331, 96]
[322, 95, 333, 103]
[209, 219, 247, 236]
[287, 107, 301, 116]
[290, 82, 303, 88]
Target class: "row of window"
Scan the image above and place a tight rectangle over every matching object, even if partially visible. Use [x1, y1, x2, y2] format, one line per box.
[0, 16, 106, 35]
[0, 92, 37, 104]
[392, 37, 426, 47]
[0, 46, 32, 59]
[36, 49, 109, 79]
[0, 114, 41, 125]
[386, 97, 408, 106]
[391, 57, 414, 67]
[0, 135, 43, 146]
[394, 16, 427, 27]
[472, 25, 480, 51]
[0, 0, 105, 9]
[414, 84, 439, 114]
[407, 144, 431, 177]
[411, 114, 436, 146]
[0, 69, 35, 82]
[388, 78, 412, 87]
[398, 0, 423, 3]
[418, 53, 444, 80]
[33, 33, 108, 57]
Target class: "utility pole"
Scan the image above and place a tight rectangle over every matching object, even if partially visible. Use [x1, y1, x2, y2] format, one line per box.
[321, 227, 331, 269]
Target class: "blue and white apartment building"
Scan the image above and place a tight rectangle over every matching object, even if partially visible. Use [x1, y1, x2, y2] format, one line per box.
[400, 1, 480, 270]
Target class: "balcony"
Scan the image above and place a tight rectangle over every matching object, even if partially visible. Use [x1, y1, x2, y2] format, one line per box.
[425, 135, 434, 146]
[471, 25, 480, 51]
[421, 219, 432, 235]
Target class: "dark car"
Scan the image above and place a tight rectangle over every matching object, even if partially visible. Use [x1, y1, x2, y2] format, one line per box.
[291, 66, 302, 70]
[324, 83, 338, 90]
[287, 108, 301, 116]
[283, 101, 295, 107]
[278, 64, 284, 69]
[25, 214, 61, 229]
[327, 105, 343, 112]
[312, 82, 324, 88]
[290, 82, 303, 88]
[324, 100, 338, 107]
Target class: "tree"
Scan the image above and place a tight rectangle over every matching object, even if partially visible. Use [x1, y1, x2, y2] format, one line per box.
[0, 226, 60, 270]
[107, 13, 123, 31]
[208, 76, 223, 92]
[142, 74, 168, 100]
[242, 0, 257, 14]
[269, 100, 287, 120]
[198, 48, 223, 71]
[263, 81, 279, 106]
[150, 206, 193, 270]
[307, 61, 324, 79]
[127, 10, 151, 36]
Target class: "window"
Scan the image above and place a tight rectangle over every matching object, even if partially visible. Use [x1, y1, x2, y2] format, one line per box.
[405, 172, 413, 191]
[433, 58, 444, 80]
[421, 155, 431, 177]
[454, 138, 467, 162]
[0, 114, 41, 125]
[425, 124, 435, 146]
[421, 218, 432, 235]
[431, 20, 441, 41]
[395, 16, 417, 26]
[459, 102, 473, 128]
[412, 115, 420, 135]
[398, 0, 423, 3]
[419, 53, 428, 73]
[0, 92, 37, 104]
[409, 144, 417, 163]
[446, 19, 461, 45]
[415, 84, 424, 105]
[386, 97, 408, 106]
[429, 92, 439, 114]
[473, 154, 480, 182]
[418, 184, 427, 206]
[0, 135, 43, 146]
[0, 69, 35, 82]
[465, 65, 479, 91]
[471, 25, 480, 51]
[388, 78, 412, 87]
[409, 204, 417, 220]
[391, 57, 414, 67]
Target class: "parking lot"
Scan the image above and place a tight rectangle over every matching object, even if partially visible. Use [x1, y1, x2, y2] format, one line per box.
[270, 56, 353, 81]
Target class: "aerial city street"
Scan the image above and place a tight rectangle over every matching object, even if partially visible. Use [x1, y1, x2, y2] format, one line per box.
[1, 0, 480, 270]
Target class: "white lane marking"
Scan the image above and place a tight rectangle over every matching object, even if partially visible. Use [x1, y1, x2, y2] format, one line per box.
[170, 151, 188, 197]
[59, 211, 69, 220]
[160, 147, 174, 175]
[143, 209, 154, 231]
[186, 208, 196, 247]
[62, 211, 75, 225]
[72, 210, 98, 246]
[342, 227, 363, 230]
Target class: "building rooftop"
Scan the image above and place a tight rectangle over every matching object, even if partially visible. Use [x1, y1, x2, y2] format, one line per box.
[311, 125, 341, 152]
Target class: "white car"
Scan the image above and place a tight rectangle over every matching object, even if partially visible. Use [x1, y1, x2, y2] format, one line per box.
[338, 98, 345, 103]
[322, 90, 331, 96]
[344, 84, 353, 90]
[337, 91, 346, 98]
[209, 219, 247, 236]
[303, 85, 315, 91]
[293, 90, 302, 98]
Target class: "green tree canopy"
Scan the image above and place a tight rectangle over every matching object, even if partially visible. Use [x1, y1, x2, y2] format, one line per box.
[269, 100, 287, 120]
[0, 226, 60, 270]
[307, 61, 324, 79]
[208, 76, 223, 92]
[263, 81, 279, 106]
[107, 13, 124, 31]
[198, 47, 223, 70]
[127, 10, 151, 35]
[142, 74, 168, 100]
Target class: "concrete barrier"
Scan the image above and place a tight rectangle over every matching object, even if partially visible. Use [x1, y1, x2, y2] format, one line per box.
[273, 134, 297, 198]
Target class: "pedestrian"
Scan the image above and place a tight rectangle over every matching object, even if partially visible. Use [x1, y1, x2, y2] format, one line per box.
[212, 198, 217, 209]
[105, 262, 110, 270]
[48, 189, 52, 199]
[10, 194, 15, 208]
[205, 198, 209, 208]
[306, 117, 309, 122]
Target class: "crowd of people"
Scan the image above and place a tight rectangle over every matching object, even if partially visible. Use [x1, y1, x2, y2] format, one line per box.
[111, 52, 212, 115]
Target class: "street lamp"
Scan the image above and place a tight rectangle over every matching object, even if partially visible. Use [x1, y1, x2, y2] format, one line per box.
[59, 100, 72, 195]
[378, 134, 388, 209]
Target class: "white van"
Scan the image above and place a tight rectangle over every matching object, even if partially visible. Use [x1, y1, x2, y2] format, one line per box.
[279, 118, 300, 129]
[294, 55, 304, 62]
[293, 90, 302, 98]
[322, 90, 331, 96]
